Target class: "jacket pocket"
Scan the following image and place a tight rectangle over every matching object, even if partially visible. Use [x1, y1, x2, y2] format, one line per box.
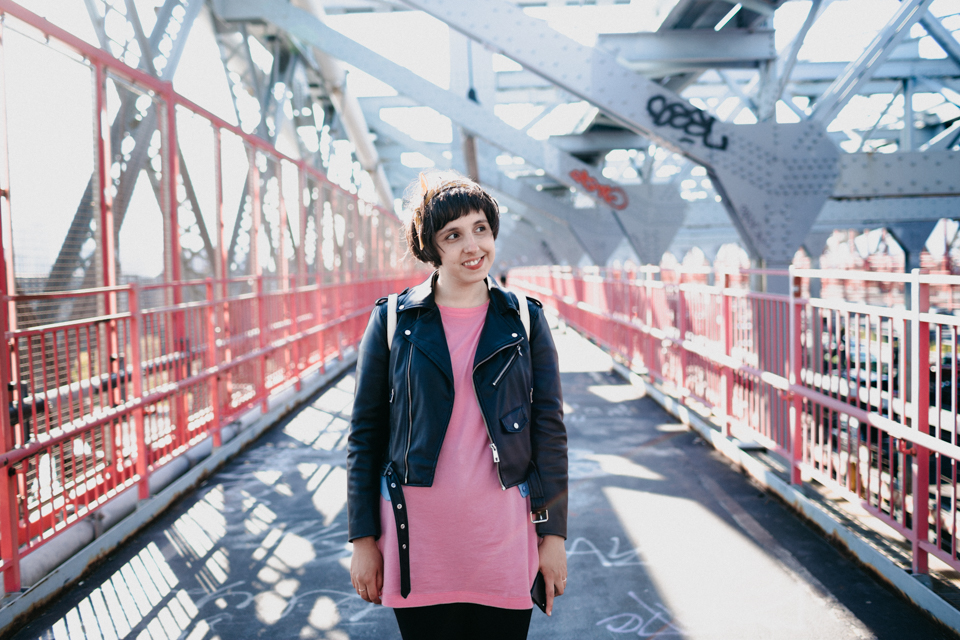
[500, 405, 528, 433]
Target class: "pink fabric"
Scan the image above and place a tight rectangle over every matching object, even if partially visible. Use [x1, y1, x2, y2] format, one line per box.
[379, 301, 539, 609]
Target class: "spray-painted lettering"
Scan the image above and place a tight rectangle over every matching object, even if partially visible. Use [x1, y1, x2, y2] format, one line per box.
[596, 591, 684, 636]
[569, 170, 629, 210]
[647, 96, 728, 151]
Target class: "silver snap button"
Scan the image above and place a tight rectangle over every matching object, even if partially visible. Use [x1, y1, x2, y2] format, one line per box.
[404, 330, 411, 335]
[402, 544, 407, 549]
[400, 524, 405, 529]
[391, 483, 396, 488]
[397, 504, 403, 509]
[512, 333, 518, 338]
[513, 422, 519, 429]
[399, 304, 404, 309]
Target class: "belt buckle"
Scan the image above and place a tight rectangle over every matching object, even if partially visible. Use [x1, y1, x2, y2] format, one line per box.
[530, 509, 549, 524]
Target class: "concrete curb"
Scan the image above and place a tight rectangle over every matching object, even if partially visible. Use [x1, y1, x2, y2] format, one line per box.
[0, 355, 357, 634]
[609, 359, 960, 636]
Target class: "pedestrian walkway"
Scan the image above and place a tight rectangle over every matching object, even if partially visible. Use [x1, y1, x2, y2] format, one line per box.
[12, 323, 954, 640]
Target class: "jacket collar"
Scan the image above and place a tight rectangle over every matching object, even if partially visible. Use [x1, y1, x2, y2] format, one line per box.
[399, 271, 518, 314]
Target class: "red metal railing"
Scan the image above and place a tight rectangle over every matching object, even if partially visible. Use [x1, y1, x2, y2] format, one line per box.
[0, 273, 421, 591]
[0, 1, 426, 592]
[511, 265, 960, 577]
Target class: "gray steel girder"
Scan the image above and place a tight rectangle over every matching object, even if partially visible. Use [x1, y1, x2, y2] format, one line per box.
[674, 195, 960, 266]
[792, 59, 960, 84]
[217, 0, 681, 262]
[668, 200, 743, 261]
[834, 151, 960, 198]
[812, 0, 936, 125]
[671, 190, 960, 264]
[549, 131, 649, 156]
[817, 196, 960, 226]
[802, 229, 833, 264]
[920, 11, 960, 70]
[401, 0, 840, 268]
[615, 184, 689, 265]
[542, 132, 960, 200]
[597, 29, 776, 70]
[886, 221, 939, 269]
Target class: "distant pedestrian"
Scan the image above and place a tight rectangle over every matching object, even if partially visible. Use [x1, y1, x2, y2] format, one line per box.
[347, 170, 568, 639]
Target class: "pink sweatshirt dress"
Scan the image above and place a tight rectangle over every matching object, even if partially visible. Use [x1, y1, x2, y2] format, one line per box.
[377, 301, 540, 609]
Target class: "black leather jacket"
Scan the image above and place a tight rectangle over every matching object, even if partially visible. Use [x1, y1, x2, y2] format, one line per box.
[347, 274, 568, 541]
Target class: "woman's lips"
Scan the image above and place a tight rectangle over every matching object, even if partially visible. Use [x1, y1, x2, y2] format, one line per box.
[463, 256, 484, 270]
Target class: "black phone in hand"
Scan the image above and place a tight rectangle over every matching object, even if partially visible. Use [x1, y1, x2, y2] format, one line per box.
[531, 571, 547, 613]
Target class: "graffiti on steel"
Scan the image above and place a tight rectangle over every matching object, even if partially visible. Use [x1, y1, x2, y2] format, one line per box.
[568, 170, 629, 210]
[596, 591, 684, 636]
[646, 96, 729, 151]
[566, 536, 645, 567]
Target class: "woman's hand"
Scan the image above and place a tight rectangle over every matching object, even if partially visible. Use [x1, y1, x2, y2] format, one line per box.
[538, 534, 567, 616]
[350, 536, 384, 604]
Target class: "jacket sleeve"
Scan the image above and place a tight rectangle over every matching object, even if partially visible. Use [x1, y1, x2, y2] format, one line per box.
[528, 302, 568, 538]
[346, 303, 391, 541]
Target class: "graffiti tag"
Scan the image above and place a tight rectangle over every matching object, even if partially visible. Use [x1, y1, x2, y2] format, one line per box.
[596, 591, 684, 637]
[569, 170, 629, 210]
[567, 537, 644, 567]
[647, 95, 728, 151]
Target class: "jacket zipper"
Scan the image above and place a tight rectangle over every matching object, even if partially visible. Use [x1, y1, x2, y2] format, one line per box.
[404, 341, 414, 483]
[492, 344, 522, 387]
[472, 339, 523, 490]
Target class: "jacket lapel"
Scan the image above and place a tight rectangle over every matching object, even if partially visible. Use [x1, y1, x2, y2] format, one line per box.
[403, 306, 454, 383]
[396, 274, 453, 382]
[474, 280, 525, 367]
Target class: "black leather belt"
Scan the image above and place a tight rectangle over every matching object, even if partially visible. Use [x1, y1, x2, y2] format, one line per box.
[527, 464, 549, 524]
[382, 462, 411, 598]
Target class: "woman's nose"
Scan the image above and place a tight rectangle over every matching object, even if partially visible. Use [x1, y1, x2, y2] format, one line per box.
[465, 234, 479, 252]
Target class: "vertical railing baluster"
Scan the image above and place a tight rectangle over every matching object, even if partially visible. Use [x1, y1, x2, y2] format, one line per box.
[721, 272, 733, 438]
[128, 284, 148, 502]
[205, 279, 221, 448]
[910, 268, 931, 575]
[789, 268, 804, 485]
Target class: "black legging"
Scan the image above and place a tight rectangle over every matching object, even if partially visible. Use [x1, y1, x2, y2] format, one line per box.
[393, 603, 533, 640]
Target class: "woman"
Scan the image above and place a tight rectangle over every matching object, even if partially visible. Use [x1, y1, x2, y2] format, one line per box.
[346, 171, 568, 639]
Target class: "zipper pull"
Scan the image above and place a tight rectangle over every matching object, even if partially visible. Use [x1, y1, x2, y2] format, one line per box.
[490, 443, 500, 463]
[518, 344, 523, 357]
[390, 389, 395, 403]
[530, 388, 534, 403]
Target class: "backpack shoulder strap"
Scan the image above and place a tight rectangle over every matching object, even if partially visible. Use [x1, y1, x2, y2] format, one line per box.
[515, 291, 530, 340]
[386, 293, 398, 350]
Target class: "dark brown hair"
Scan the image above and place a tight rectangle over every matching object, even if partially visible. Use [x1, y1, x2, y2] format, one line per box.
[404, 171, 500, 268]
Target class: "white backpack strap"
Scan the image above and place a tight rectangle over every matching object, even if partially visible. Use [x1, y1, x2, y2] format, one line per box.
[516, 291, 530, 340]
[386, 293, 398, 350]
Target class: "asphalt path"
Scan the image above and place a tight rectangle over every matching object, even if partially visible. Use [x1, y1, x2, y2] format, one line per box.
[11, 324, 955, 640]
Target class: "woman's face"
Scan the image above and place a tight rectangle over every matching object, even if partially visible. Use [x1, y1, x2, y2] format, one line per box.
[434, 210, 496, 290]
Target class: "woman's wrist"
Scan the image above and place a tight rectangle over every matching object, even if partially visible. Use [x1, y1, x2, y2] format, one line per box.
[352, 536, 377, 548]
